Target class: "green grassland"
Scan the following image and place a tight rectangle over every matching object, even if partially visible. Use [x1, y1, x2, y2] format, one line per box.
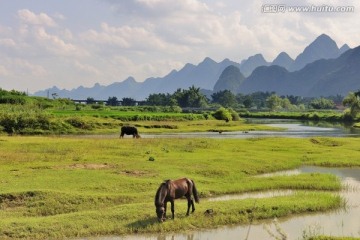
[0, 136, 359, 239]
[0, 104, 285, 135]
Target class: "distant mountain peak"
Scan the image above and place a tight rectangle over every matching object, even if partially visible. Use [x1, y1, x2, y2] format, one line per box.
[213, 65, 245, 93]
[240, 53, 269, 76]
[340, 44, 351, 54]
[241, 53, 266, 64]
[309, 33, 338, 51]
[316, 33, 333, 41]
[290, 33, 341, 71]
[200, 57, 217, 66]
[124, 76, 136, 82]
[271, 52, 294, 69]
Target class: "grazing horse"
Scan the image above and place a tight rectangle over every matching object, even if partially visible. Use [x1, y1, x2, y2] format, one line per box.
[120, 126, 140, 138]
[154, 178, 199, 222]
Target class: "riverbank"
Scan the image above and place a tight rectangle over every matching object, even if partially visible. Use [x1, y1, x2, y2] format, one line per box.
[0, 136, 359, 239]
[240, 110, 358, 122]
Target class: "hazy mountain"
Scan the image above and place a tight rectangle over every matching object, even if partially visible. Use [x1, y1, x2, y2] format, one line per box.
[339, 44, 350, 54]
[239, 46, 360, 97]
[213, 65, 245, 93]
[239, 54, 269, 76]
[33, 34, 353, 100]
[240, 65, 289, 95]
[36, 58, 240, 100]
[308, 45, 360, 96]
[289, 34, 344, 71]
[271, 52, 294, 69]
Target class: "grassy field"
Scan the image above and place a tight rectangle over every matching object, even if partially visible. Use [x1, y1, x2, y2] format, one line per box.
[0, 136, 359, 239]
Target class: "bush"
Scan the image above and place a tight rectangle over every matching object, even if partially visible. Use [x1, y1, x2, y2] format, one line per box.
[65, 117, 94, 130]
[212, 107, 232, 121]
[228, 108, 241, 121]
[343, 109, 354, 122]
[0, 105, 51, 135]
[0, 95, 27, 105]
[91, 104, 104, 110]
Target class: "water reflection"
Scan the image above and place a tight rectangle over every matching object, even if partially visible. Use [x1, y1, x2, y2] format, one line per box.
[65, 118, 360, 139]
[141, 119, 360, 139]
[208, 190, 294, 202]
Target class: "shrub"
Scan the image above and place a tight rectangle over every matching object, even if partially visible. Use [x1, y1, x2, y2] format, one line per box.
[228, 108, 241, 121]
[91, 104, 104, 110]
[212, 107, 232, 121]
[65, 117, 94, 130]
[0, 105, 51, 135]
[0, 95, 27, 105]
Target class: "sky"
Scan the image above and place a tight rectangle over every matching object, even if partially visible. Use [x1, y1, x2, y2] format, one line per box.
[0, 0, 359, 93]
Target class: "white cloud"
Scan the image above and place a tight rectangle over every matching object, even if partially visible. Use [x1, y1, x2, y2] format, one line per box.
[12, 58, 48, 77]
[0, 65, 9, 76]
[0, 38, 16, 47]
[34, 27, 88, 57]
[17, 9, 56, 27]
[0, 0, 359, 93]
[74, 61, 101, 76]
[53, 13, 66, 20]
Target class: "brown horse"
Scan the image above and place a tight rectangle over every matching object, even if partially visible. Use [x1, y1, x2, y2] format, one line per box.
[154, 178, 199, 222]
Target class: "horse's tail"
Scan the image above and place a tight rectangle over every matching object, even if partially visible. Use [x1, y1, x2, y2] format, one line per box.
[191, 180, 200, 203]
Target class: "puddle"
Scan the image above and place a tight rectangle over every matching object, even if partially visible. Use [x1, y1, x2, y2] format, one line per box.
[208, 190, 294, 202]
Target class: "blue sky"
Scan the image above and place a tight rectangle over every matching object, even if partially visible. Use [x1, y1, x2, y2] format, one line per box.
[0, 0, 359, 92]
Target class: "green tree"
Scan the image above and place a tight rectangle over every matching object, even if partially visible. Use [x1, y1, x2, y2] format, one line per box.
[146, 93, 171, 106]
[310, 98, 335, 109]
[172, 86, 208, 108]
[211, 90, 237, 108]
[86, 97, 95, 105]
[107, 96, 118, 106]
[121, 97, 137, 106]
[343, 91, 360, 118]
[266, 94, 282, 111]
[281, 97, 294, 110]
[237, 94, 254, 108]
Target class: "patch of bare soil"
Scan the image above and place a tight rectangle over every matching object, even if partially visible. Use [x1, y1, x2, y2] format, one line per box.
[68, 163, 112, 170]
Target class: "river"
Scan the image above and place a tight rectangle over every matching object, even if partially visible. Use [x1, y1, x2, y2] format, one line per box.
[140, 119, 360, 139]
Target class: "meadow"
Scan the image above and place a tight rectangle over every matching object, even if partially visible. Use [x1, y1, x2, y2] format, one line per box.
[0, 136, 359, 239]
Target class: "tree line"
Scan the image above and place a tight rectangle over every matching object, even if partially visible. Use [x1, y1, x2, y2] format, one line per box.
[89, 87, 339, 110]
[83, 86, 360, 116]
[1, 87, 359, 118]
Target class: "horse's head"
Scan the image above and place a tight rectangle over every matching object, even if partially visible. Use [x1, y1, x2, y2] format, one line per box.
[135, 134, 141, 138]
[156, 206, 165, 222]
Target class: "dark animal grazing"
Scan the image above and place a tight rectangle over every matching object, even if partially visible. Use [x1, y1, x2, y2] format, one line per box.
[204, 209, 214, 215]
[154, 178, 199, 222]
[120, 126, 140, 138]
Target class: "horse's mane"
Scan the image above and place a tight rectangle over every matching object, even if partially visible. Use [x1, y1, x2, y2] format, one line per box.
[154, 181, 169, 207]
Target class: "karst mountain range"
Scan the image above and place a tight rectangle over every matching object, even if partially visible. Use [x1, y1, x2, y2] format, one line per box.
[34, 34, 360, 100]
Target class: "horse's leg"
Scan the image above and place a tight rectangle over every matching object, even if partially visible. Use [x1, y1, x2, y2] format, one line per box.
[191, 198, 195, 213]
[170, 200, 175, 219]
[186, 197, 195, 216]
[164, 201, 167, 219]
